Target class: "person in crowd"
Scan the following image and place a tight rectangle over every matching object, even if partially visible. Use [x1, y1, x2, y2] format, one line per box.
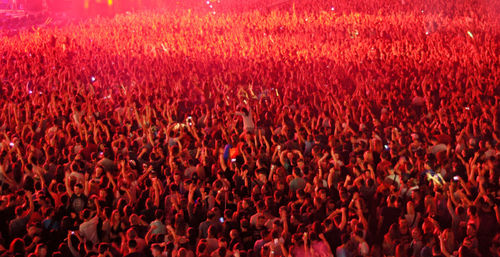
[0, 0, 498, 256]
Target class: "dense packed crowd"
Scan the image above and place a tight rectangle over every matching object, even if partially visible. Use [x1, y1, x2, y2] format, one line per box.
[0, 0, 499, 256]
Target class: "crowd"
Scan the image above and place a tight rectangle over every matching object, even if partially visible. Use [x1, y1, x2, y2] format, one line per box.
[0, 0, 499, 256]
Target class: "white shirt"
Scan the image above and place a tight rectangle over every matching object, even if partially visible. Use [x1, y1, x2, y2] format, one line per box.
[79, 215, 99, 244]
[235, 112, 255, 131]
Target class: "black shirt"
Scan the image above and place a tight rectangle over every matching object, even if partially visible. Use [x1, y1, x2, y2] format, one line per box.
[380, 206, 400, 235]
[70, 193, 87, 213]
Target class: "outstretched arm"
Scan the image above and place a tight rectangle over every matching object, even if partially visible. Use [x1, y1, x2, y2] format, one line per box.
[26, 191, 34, 217]
[219, 149, 228, 171]
[65, 171, 74, 197]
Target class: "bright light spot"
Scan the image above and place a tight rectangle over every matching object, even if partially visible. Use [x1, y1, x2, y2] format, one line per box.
[209, 4, 212, 8]
[421, 10, 424, 13]
[305, 18, 308, 21]
[212, 11, 216, 14]
[331, 7, 335, 11]
[425, 31, 429, 35]
[467, 31, 473, 38]
[206, 1, 209, 4]
[91, 76, 96, 82]
[108, 0, 112, 6]
[28, 90, 33, 94]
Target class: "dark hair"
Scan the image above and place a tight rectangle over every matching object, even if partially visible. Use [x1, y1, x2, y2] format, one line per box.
[217, 247, 227, 257]
[127, 228, 138, 239]
[9, 238, 25, 254]
[98, 243, 109, 254]
[207, 211, 215, 220]
[81, 209, 91, 220]
[197, 242, 207, 254]
[468, 205, 477, 216]
[155, 209, 164, 219]
[85, 240, 93, 251]
[15, 206, 24, 216]
[260, 229, 270, 238]
[128, 239, 137, 249]
[151, 243, 163, 252]
[208, 225, 218, 237]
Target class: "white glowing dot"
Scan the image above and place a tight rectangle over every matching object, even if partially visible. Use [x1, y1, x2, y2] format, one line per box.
[331, 7, 334, 11]
[206, 1, 209, 4]
[209, 4, 212, 8]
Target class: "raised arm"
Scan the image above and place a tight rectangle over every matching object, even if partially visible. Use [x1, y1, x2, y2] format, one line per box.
[152, 178, 161, 208]
[137, 165, 152, 184]
[494, 204, 500, 225]
[219, 149, 228, 171]
[84, 173, 90, 196]
[65, 171, 74, 197]
[446, 191, 458, 221]
[339, 207, 347, 231]
[0, 159, 18, 189]
[94, 197, 103, 218]
[279, 150, 288, 167]
[26, 191, 34, 216]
